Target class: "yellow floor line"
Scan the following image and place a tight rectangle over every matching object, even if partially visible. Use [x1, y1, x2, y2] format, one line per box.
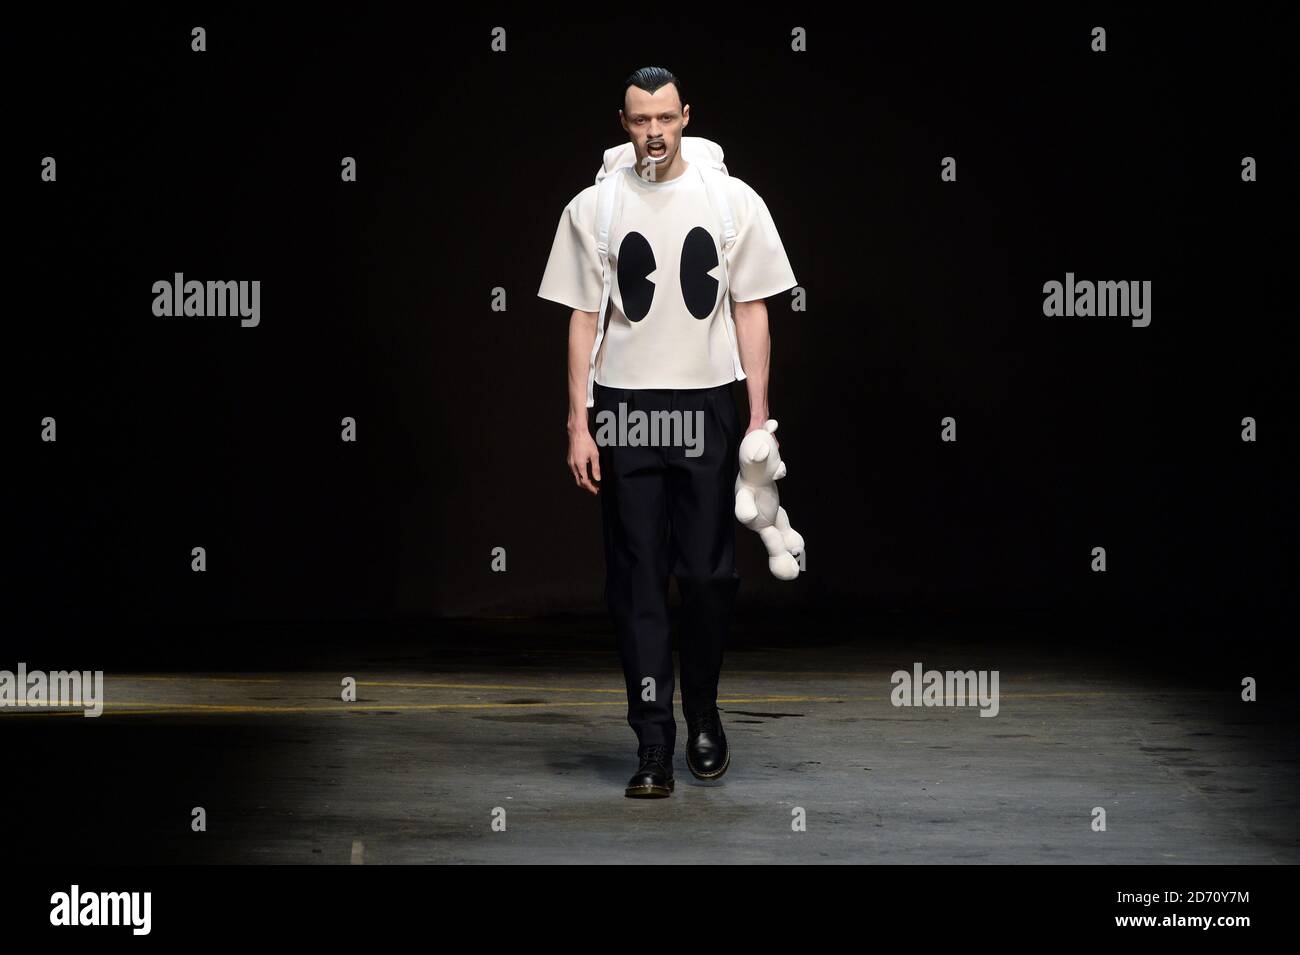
[2, 688, 1233, 720]
[355, 681, 627, 693]
[0, 695, 842, 717]
[122, 675, 286, 683]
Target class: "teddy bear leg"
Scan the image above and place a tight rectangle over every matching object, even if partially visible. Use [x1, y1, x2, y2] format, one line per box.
[759, 526, 799, 580]
[774, 506, 805, 556]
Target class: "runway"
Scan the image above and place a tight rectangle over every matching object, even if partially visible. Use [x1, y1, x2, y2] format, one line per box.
[3, 618, 1295, 864]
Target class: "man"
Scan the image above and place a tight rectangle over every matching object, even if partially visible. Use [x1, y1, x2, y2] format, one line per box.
[538, 66, 797, 798]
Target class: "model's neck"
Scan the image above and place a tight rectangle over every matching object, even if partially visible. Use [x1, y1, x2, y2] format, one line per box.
[631, 156, 690, 184]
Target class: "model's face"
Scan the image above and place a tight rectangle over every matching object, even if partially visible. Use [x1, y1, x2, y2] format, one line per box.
[620, 83, 689, 173]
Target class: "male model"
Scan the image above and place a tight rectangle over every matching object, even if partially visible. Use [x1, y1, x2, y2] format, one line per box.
[538, 66, 797, 798]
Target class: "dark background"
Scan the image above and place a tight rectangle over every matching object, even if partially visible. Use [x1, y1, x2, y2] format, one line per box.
[9, 8, 1296, 662]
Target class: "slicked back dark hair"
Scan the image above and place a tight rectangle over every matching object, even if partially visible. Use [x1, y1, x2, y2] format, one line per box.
[622, 66, 684, 113]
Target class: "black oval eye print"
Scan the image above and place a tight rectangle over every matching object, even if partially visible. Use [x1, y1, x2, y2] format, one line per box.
[617, 231, 656, 322]
[680, 226, 719, 319]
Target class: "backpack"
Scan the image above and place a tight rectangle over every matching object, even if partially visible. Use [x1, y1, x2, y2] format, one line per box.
[583, 136, 746, 407]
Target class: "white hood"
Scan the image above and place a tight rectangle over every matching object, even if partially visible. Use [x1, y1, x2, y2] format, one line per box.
[594, 135, 729, 184]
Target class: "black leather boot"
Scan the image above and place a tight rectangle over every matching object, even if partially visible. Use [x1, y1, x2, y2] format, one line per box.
[624, 743, 675, 798]
[684, 704, 730, 780]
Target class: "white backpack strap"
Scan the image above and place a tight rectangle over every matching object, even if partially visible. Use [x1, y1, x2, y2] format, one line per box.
[588, 171, 623, 407]
[698, 165, 746, 381]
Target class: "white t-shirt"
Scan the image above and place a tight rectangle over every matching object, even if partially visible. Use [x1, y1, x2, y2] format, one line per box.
[538, 161, 797, 391]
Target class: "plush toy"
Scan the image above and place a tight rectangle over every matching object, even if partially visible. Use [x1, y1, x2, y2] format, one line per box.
[735, 419, 805, 580]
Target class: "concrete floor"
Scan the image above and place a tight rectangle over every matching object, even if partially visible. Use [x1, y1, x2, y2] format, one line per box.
[3, 623, 1296, 864]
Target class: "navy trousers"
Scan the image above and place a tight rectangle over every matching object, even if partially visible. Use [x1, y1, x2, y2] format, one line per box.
[592, 381, 742, 753]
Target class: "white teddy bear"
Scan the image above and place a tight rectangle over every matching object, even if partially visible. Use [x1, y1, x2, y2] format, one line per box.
[735, 419, 805, 580]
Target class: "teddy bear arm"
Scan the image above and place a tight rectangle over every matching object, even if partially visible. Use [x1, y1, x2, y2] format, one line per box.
[735, 485, 759, 523]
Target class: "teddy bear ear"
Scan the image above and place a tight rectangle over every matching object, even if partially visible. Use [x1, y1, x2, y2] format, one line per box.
[751, 442, 770, 462]
[765, 419, 779, 433]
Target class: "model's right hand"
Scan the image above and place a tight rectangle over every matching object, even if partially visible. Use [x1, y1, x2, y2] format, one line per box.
[567, 427, 602, 495]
